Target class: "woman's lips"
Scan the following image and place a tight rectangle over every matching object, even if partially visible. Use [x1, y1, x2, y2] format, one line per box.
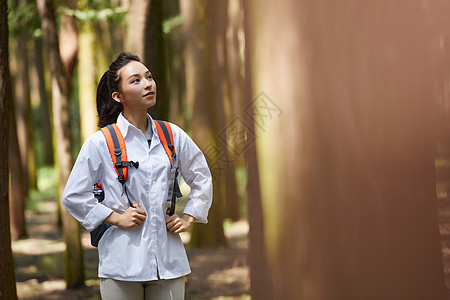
[144, 91, 155, 98]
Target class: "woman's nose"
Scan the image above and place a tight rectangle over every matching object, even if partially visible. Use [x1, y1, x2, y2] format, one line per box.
[144, 78, 152, 89]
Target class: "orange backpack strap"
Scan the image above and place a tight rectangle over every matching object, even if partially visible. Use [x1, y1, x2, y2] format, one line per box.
[153, 120, 182, 216]
[100, 124, 139, 185]
[154, 120, 176, 167]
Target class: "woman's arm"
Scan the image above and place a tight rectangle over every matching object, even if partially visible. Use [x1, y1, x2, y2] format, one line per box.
[173, 124, 213, 224]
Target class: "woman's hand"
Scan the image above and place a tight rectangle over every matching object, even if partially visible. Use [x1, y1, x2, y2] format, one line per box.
[104, 203, 147, 228]
[166, 213, 195, 234]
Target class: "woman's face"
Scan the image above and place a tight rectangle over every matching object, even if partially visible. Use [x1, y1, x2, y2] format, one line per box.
[112, 61, 157, 111]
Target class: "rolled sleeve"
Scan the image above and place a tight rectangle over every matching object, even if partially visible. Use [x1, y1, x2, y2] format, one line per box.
[83, 203, 113, 231]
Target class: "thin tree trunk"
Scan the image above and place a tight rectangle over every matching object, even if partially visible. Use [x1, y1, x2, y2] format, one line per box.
[37, 0, 85, 288]
[245, 0, 448, 298]
[0, 0, 18, 297]
[9, 89, 27, 240]
[93, 21, 111, 83]
[9, 0, 31, 238]
[31, 37, 54, 166]
[126, 0, 151, 59]
[145, 0, 169, 120]
[11, 14, 34, 194]
[224, 0, 246, 221]
[59, 0, 78, 90]
[165, 1, 186, 127]
[78, 13, 98, 141]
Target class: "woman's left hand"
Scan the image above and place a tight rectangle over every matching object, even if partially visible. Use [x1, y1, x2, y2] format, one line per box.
[166, 213, 195, 234]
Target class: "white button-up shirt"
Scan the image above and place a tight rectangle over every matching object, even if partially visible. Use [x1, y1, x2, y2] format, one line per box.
[62, 113, 212, 281]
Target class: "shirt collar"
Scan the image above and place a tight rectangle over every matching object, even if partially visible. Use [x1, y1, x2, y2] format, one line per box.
[116, 112, 156, 140]
[145, 114, 154, 140]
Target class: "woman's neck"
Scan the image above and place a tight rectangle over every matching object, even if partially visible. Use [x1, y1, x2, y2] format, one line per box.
[123, 109, 148, 135]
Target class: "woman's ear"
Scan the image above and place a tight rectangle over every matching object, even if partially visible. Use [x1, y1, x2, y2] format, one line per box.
[112, 91, 122, 103]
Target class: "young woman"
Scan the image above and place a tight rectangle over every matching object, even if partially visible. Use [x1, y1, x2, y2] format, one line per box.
[62, 52, 212, 299]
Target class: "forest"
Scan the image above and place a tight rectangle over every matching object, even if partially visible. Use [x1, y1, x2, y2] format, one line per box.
[2, 0, 450, 299]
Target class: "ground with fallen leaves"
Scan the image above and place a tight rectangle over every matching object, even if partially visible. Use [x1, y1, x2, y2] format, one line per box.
[12, 199, 250, 300]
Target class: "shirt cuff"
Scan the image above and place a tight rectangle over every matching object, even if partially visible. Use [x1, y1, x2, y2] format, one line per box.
[82, 203, 113, 232]
[183, 201, 210, 224]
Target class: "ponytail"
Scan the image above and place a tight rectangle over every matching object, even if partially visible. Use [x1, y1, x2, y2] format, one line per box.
[96, 71, 123, 127]
[96, 52, 141, 127]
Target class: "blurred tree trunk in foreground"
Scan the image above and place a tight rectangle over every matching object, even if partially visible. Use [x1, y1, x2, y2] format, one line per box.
[181, 0, 227, 247]
[245, 0, 448, 298]
[37, 0, 85, 288]
[242, 2, 273, 298]
[0, 0, 18, 297]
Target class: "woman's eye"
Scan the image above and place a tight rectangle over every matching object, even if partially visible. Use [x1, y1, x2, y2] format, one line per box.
[147, 75, 152, 80]
[132, 79, 140, 83]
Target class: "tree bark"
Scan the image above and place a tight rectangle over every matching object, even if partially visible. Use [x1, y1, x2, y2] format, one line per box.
[37, 0, 85, 288]
[181, 0, 227, 248]
[245, 0, 448, 298]
[0, 0, 18, 297]
[78, 9, 98, 141]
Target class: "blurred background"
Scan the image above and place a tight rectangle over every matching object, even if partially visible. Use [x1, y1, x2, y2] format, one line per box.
[2, 0, 450, 299]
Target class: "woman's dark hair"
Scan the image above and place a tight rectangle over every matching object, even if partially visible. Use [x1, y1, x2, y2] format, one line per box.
[96, 52, 141, 127]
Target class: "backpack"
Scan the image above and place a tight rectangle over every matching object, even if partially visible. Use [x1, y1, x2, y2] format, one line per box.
[90, 120, 183, 247]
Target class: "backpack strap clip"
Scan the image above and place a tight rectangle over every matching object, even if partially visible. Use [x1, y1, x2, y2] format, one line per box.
[115, 161, 139, 169]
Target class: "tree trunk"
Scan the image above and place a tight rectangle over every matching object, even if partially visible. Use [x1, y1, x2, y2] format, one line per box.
[37, 0, 85, 288]
[180, 0, 227, 248]
[8, 0, 31, 239]
[125, 0, 151, 59]
[0, 0, 18, 297]
[59, 0, 78, 90]
[9, 87, 27, 240]
[224, 0, 245, 221]
[144, 0, 169, 120]
[93, 21, 111, 83]
[165, 1, 186, 127]
[31, 37, 54, 166]
[78, 11, 98, 141]
[245, 0, 448, 298]
[14, 36, 37, 191]
[242, 1, 273, 298]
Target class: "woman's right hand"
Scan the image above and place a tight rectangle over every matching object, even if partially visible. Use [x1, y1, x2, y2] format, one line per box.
[104, 203, 147, 228]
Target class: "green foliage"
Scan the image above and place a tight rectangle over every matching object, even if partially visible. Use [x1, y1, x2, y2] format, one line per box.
[7, 0, 41, 38]
[63, 0, 127, 23]
[162, 14, 183, 34]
